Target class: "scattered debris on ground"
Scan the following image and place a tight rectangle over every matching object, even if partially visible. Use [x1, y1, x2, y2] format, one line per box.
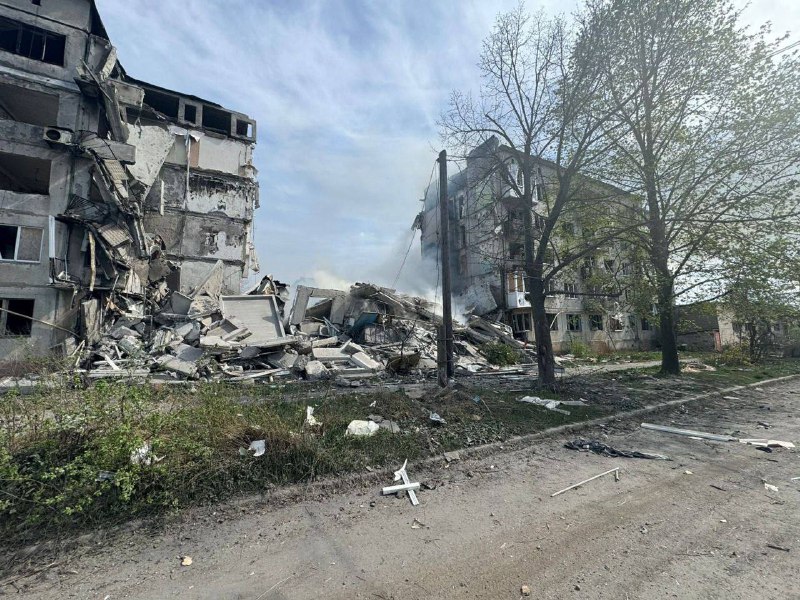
[564, 439, 669, 460]
[551, 467, 621, 497]
[383, 459, 420, 506]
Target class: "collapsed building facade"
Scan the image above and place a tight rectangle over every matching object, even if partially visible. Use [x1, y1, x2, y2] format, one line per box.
[418, 136, 657, 353]
[0, 0, 258, 359]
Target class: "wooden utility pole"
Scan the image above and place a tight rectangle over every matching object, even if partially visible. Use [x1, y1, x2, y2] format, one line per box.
[437, 150, 454, 386]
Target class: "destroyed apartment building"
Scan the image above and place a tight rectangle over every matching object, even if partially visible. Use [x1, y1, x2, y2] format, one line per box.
[0, 0, 259, 360]
[418, 136, 657, 353]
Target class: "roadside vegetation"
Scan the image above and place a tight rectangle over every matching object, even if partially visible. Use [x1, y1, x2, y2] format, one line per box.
[2, 353, 799, 546]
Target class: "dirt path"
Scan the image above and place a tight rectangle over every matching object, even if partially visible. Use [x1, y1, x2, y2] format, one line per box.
[8, 379, 800, 599]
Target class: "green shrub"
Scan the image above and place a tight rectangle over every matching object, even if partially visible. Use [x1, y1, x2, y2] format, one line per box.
[568, 340, 589, 358]
[482, 342, 520, 366]
[719, 343, 752, 366]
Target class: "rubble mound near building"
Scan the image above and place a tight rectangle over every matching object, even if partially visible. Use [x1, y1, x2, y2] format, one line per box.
[73, 280, 537, 384]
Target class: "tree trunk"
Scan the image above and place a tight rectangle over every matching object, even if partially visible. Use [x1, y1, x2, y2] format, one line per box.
[530, 274, 556, 385]
[657, 276, 680, 375]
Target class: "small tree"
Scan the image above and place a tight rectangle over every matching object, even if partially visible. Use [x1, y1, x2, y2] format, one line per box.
[721, 235, 800, 361]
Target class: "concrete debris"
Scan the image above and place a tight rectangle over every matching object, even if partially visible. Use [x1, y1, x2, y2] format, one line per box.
[346, 420, 380, 436]
[518, 395, 580, 415]
[42, 278, 537, 387]
[305, 406, 321, 427]
[429, 412, 447, 425]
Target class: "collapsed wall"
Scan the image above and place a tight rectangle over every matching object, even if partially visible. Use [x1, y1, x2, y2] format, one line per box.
[0, 0, 258, 360]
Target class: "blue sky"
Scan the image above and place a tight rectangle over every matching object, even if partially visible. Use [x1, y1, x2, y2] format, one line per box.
[95, 0, 799, 295]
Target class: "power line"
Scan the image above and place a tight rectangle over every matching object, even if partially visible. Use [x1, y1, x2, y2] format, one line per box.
[765, 39, 800, 59]
[391, 228, 417, 289]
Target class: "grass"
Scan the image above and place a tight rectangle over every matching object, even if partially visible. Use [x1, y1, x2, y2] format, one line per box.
[2, 356, 799, 547]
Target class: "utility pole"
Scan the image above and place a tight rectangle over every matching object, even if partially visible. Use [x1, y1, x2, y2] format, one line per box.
[437, 149, 454, 387]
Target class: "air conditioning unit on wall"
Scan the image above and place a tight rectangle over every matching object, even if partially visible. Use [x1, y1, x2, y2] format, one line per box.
[43, 127, 74, 145]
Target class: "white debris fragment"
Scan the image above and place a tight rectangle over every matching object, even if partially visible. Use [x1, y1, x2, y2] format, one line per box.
[130, 442, 152, 466]
[346, 420, 380, 436]
[248, 439, 266, 457]
[305, 406, 321, 427]
[518, 396, 574, 415]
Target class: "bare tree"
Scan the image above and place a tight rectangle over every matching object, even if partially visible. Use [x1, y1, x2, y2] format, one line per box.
[585, 0, 800, 374]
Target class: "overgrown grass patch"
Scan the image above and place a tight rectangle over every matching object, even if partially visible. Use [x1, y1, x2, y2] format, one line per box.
[3, 357, 799, 545]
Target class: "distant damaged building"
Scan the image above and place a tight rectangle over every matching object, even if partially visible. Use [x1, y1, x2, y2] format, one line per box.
[418, 136, 656, 353]
[0, 0, 258, 358]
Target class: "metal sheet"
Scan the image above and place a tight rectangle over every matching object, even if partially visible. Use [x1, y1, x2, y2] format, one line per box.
[221, 295, 286, 346]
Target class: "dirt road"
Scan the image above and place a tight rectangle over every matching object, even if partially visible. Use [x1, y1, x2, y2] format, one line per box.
[9, 378, 800, 599]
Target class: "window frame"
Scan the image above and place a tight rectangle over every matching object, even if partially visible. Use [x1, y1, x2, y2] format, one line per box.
[0, 297, 35, 337]
[589, 314, 604, 331]
[0, 16, 66, 66]
[564, 282, 578, 299]
[0, 224, 43, 263]
[511, 311, 532, 333]
[567, 314, 582, 332]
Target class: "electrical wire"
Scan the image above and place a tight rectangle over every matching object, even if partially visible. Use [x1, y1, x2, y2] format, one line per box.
[392, 160, 437, 289]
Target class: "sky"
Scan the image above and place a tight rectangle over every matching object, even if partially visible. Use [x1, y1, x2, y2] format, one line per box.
[95, 0, 800, 296]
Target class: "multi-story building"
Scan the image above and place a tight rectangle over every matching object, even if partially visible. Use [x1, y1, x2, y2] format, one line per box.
[0, 0, 259, 358]
[419, 136, 656, 353]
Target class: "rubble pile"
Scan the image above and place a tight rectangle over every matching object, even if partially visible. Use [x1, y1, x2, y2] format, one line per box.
[78, 279, 537, 383]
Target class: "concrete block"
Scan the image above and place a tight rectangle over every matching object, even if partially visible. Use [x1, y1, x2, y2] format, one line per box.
[349, 352, 382, 371]
[304, 360, 329, 381]
[312, 347, 351, 362]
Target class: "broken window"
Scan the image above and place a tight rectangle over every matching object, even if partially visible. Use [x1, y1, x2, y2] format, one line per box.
[564, 282, 578, 299]
[0, 17, 66, 65]
[0, 152, 51, 194]
[202, 105, 231, 134]
[183, 103, 198, 124]
[1, 298, 34, 336]
[0, 225, 42, 262]
[641, 317, 651, 331]
[589, 314, 604, 331]
[509, 242, 524, 260]
[511, 311, 532, 333]
[628, 315, 637, 330]
[235, 118, 253, 138]
[547, 313, 559, 331]
[567, 314, 582, 332]
[143, 88, 179, 118]
[610, 316, 624, 331]
[0, 82, 58, 126]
